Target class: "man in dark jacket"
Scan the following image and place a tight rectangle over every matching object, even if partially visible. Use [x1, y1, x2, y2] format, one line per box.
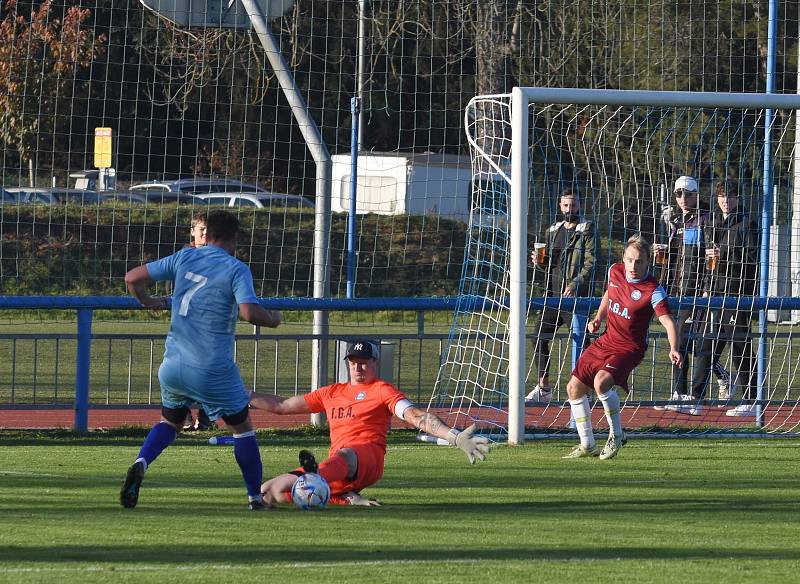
[653, 176, 730, 415]
[526, 188, 596, 403]
[690, 181, 759, 417]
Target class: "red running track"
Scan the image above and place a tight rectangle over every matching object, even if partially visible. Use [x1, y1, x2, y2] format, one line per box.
[2, 404, 798, 432]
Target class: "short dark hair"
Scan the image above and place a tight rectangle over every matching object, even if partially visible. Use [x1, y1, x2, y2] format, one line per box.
[205, 210, 239, 243]
[560, 187, 578, 200]
[715, 180, 738, 197]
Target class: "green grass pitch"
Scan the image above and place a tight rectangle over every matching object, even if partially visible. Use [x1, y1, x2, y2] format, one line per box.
[1, 431, 800, 583]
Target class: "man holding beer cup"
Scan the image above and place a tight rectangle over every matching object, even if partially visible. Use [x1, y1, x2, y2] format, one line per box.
[526, 188, 596, 404]
[652, 175, 731, 415]
[689, 180, 759, 417]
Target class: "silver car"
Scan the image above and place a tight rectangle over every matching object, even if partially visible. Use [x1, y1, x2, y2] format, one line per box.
[194, 192, 314, 209]
[7, 187, 101, 205]
[129, 178, 268, 195]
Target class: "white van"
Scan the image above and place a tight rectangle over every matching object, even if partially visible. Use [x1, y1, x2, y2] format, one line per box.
[331, 152, 474, 220]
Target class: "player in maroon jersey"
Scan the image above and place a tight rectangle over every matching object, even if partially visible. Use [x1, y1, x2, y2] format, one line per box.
[563, 235, 682, 460]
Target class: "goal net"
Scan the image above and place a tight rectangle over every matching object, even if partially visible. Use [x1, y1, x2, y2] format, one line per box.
[431, 88, 800, 442]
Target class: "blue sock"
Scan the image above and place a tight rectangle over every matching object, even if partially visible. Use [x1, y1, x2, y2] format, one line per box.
[233, 431, 263, 498]
[137, 422, 177, 467]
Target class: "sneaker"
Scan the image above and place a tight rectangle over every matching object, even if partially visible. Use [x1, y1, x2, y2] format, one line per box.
[599, 431, 628, 460]
[726, 403, 757, 417]
[120, 461, 145, 508]
[248, 497, 267, 511]
[562, 444, 600, 459]
[687, 400, 704, 416]
[667, 395, 703, 416]
[182, 413, 196, 431]
[195, 409, 214, 430]
[718, 379, 737, 403]
[525, 385, 552, 403]
[299, 449, 318, 474]
[654, 391, 681, 411]
[663, 392, 686, 412]
[714, 363, 736, 402]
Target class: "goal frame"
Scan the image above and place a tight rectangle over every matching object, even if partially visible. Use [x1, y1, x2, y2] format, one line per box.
[505, 87, 800, 444]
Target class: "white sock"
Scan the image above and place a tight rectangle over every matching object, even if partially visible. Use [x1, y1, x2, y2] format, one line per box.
[569, 396, 594, 448]
[598, 389, 622, 438]
[134, 457, 148, 472]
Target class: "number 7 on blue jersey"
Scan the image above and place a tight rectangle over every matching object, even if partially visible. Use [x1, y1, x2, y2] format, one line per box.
[179, 272, 208, 316]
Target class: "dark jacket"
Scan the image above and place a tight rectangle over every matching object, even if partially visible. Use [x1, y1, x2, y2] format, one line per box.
[662, 208, 712, 297]
[534, 218, 596, 297]
[703, 210, 758, 296]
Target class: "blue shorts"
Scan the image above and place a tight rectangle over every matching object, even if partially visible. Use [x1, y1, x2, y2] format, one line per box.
[158, 357, 249, 420]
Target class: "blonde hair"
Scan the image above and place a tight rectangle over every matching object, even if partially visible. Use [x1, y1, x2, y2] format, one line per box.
[625, 234, 651, 258]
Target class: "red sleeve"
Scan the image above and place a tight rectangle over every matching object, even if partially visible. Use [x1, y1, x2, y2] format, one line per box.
[303, 385, 329, 414]
[653, 298, 671, 317]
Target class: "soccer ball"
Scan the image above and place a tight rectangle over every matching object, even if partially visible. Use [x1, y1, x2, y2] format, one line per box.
[291, 473, 330, 510]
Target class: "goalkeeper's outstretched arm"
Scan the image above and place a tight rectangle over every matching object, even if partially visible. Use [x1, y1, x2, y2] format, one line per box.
[249, 391, 311, 415]
[403, 406, 490, 464]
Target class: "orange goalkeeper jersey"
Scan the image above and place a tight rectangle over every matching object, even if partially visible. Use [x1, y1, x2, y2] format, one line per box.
[303, 380, 408, 454]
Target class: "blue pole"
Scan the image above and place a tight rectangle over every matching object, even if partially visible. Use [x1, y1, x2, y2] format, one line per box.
[570, 312, 587, 371]
[347, 97, 361, 299]
[758, 0, 778, 427]
[74, 308, 93, 432]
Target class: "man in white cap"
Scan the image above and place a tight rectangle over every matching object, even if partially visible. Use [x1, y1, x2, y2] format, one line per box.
[653, 175, 731, 415]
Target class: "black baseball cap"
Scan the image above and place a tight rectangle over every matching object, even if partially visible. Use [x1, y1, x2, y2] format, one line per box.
[344, 340, 380, 360]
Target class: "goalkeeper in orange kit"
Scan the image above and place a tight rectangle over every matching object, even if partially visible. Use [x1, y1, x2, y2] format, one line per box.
[249, 340, 490, 506]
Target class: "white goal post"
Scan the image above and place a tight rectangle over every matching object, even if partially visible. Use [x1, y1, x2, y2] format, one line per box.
[437, 88, 800, 444]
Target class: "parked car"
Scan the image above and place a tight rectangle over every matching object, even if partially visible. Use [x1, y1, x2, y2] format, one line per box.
[99, 190, 202, 205]
[98, 191, 150, 205]
[129, 178, 268, 195]
[193, 192, 314, 210]
[7, 187, 102, 205]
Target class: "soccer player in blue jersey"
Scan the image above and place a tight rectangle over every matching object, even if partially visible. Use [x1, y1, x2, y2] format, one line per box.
[119, 210, 281, 511]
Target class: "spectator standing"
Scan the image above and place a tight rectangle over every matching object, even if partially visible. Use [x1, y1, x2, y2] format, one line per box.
[182, 212, 213, 431]
[526, 188, 596, 403]
[690, 181, 759, 417]
[652, 176, 730, 415]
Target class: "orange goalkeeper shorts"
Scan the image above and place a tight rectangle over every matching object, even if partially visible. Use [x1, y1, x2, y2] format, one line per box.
[286, 442, 386, 497]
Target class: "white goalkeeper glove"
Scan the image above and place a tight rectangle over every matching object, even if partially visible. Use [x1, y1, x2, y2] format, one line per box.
[447, 423, 490, 464]
[344, 492, 381, 507]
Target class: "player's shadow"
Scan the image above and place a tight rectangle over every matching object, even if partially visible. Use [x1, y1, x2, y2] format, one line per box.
[2, 543, 798, 564]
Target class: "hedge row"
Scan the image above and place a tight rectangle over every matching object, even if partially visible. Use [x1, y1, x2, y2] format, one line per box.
[0, 205, 468, 297]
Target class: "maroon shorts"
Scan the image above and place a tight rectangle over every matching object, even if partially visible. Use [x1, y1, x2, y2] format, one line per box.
[571, 341, 644, 392]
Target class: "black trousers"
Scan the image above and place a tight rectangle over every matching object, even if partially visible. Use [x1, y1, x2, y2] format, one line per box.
[531, 306, 589, 379]
[690, 309, 755, 400]
[671, 308, 698, 396]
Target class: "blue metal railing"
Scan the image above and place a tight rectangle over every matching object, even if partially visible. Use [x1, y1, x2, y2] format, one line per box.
[3, 294, 800, 431]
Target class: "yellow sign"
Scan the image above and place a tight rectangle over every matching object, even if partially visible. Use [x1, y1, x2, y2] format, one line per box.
[94, 127, 113, 168]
